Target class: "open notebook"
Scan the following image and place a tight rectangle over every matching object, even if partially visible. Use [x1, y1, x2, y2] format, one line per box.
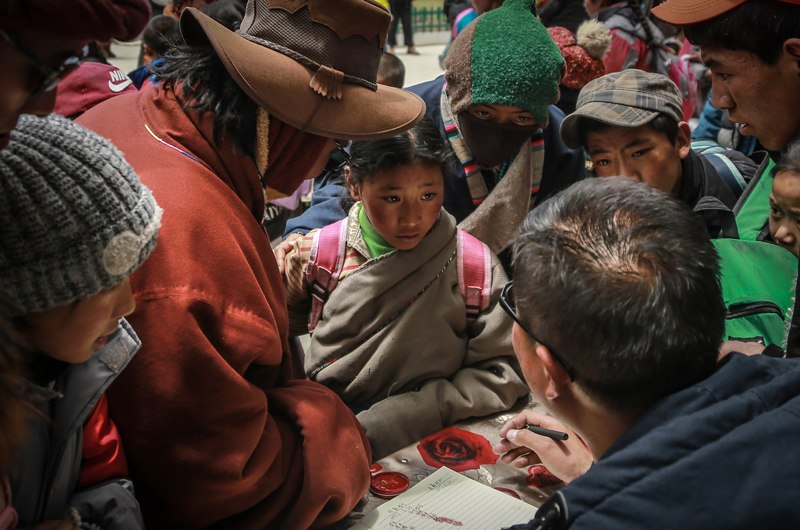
[350, 467, 540, 530]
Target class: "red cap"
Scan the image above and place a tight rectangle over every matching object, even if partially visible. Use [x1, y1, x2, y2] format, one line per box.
[653, 0, 800, 25]
[54, 62, 137, 119]
[0, 0, 151, 42]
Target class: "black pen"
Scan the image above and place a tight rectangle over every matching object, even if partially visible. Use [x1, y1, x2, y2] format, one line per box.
[524, 424, 569, 441]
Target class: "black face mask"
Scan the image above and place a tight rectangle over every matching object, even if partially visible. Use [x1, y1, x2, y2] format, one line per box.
[457, 112, 541, 168]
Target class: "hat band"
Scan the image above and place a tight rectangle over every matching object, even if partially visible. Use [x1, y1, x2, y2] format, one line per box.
[238, 32, 378, 92]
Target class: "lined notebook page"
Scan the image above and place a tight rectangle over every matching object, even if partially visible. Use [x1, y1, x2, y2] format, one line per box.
[350, 467, 539, 530]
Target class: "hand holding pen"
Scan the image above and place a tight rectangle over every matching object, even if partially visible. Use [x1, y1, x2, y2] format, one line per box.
[523, 424, 570, 441]
[492, 410, 593, 484]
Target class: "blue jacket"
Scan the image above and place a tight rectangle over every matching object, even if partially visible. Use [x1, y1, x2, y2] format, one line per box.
[285, 76, 585, 236]
[514, 353, 800, 530]
[127, 58, 165, 90]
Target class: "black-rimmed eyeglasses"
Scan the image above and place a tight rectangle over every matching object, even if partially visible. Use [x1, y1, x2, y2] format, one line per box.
[0, 29, 88, 97]
[500, 281, 577, 381]
[333, 139, 351, 173]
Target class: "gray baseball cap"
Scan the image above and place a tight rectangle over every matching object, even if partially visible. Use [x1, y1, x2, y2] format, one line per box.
[560, 70, 684, 149]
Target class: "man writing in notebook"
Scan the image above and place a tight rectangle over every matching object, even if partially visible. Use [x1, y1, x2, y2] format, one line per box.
[495, 177, 800, 529]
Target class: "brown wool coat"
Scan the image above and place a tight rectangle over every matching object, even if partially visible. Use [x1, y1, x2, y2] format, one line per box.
[77, 86, 371, 530]
[305, 210, 530, 458]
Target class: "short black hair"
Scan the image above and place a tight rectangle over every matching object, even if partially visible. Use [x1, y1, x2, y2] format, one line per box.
[152, 44, 258, 158]
[684, 0, 800, 66]
[579, 114, 679, 148]
[774, 140, 800, 177]
[377, 52, 406, 89]
[199, 0, 244, 32]
[513, 177, 724, 413]
[341, 115, 451, 211]
[143, 15, 182, 58]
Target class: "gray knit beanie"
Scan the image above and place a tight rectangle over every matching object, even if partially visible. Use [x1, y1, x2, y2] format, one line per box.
[0, 114, 162, 317]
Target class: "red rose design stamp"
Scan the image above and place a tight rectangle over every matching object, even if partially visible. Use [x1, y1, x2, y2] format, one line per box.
[526, 464, 564, 488]
[417, 427, 498, 472]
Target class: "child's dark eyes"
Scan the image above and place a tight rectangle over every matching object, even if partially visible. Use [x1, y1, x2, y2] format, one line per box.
[382, 196, 400, 203]
[422, 192, 437, 200]
[593, 158, 611, 166]
[632, 149, 649, 158]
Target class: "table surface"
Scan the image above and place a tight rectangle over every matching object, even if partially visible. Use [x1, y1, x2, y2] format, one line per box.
[333, 395, 564, 529]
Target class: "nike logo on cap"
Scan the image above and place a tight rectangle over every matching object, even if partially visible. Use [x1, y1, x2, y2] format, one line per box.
[108, 69, 133, 93]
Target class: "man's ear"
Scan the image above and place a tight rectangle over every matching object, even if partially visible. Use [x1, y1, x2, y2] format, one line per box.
[535, 343, 571, 400]
[784, 38, 800, 76]
[676, 121, 692, 160]
[345, 167, 361, 201]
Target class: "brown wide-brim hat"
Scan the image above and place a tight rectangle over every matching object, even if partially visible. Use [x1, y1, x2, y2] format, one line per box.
[181, 1, 425, 140]
[652, 0, 800, 25]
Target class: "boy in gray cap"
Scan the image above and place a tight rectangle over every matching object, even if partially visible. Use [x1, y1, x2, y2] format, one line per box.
[560, 69, 755, 237]
[0, 113, 161, 529]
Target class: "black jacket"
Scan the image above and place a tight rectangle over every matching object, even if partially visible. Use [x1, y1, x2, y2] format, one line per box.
[682, 149, 752, 238]
[510, 353, 800, 530]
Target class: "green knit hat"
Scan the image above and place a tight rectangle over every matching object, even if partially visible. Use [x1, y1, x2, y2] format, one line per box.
[444, 0, 565, 124]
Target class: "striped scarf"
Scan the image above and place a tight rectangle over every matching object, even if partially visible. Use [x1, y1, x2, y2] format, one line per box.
[440, 88, 545, 207]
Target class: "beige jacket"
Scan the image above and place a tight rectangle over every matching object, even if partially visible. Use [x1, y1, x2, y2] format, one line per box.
[303, 208, 529, 458]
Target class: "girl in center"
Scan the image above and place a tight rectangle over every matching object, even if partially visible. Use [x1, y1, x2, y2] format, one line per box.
[283, 116, 529, 459]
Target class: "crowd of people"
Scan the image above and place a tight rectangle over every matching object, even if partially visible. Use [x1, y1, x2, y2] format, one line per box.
[0, 0, 799, 528]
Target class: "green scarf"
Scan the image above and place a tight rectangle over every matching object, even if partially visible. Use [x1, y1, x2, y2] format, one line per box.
[358, 203, 395, 258]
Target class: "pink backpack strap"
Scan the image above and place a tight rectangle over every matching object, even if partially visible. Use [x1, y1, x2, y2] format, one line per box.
[306, 219, 349, 333]
[457, 229, 492, 329]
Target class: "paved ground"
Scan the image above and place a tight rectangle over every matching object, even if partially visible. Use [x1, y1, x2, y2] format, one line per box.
[387, 43, 448, 87]
[108, 41, 448, 88]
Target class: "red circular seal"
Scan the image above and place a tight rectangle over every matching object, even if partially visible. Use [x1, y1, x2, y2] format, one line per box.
[417, 427, 498, 472]
[526, 464, 564, 488]
[494, 487, 522, 499]
[370, 463, 383, 475]
[370, 471, 410, 498]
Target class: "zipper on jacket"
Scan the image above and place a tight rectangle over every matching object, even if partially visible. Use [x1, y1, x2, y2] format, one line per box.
[726, 302, 783, 320]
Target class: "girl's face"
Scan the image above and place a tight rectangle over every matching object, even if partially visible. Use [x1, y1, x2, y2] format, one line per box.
[22, 277, 136, 364]
[769, 170, 800, 257]
[348, 162, 445, 251]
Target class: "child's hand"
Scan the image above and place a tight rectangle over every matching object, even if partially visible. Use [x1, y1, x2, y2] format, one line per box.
[273, 233, 304, 274]
[492, 410, 593, 484]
